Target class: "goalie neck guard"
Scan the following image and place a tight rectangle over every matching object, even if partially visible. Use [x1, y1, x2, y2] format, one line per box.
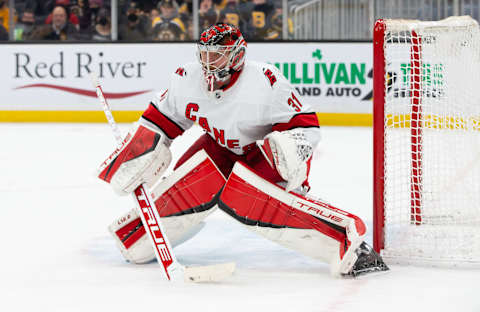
[197, 23, 247, 93]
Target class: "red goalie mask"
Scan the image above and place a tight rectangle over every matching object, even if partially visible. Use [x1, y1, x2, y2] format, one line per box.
[197, 23, 247, 92]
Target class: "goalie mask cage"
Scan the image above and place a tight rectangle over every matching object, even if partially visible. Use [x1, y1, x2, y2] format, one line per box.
[373, 16, 480, 266]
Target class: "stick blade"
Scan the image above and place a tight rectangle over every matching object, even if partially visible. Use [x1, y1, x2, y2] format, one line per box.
[184, 262, 236, 283]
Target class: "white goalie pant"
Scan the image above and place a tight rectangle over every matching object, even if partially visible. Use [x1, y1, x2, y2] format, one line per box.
[108, 150, 226, 264]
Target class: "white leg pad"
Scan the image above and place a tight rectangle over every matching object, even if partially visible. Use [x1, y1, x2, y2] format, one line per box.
[108, 208, 211, 264]
[219, 162, 367, 276]
[108, 150, 226, 264]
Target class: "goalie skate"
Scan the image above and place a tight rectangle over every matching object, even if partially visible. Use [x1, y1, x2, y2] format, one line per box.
[342, 242, 389, 278]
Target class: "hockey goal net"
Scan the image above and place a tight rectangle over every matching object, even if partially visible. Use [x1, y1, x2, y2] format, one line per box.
[373, 16, 480, 265]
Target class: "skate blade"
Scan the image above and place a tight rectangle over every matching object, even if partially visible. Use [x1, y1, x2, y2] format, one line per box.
[342, 265, 390, 279]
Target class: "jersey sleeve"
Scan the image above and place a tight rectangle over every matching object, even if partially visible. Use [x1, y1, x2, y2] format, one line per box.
[140, 71, 194, 141]
[266, 65, 321, 148]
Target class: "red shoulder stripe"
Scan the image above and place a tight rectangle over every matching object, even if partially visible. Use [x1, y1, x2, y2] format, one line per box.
[142, 103, 184, 140]
[272, 112, 320, 132]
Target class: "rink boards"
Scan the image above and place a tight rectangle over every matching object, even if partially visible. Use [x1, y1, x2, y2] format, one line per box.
[0, 42, 372, 126]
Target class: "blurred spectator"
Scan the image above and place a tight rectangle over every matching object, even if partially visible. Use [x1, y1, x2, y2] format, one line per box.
[150, 6, 160, 22]
[119, 4, 150, 40]
[70, 1, 83, 19]
[89, 0, 104, 10]
[12, 0, 293, 42]
[0, 0, 11, 32]
[88, 0, 106, 21]
[14, 9, 36, 40]
[0, 23, 7, 40]
[29, 5, 79, 40]
[184, 16, 194, 39]
[22, 0, 56, 24]
[131, 0, 157, 12]
[198, 0, 218, 32]
[245, 0, 275, 40]
[91, 7, 111, 40]
[267, 2, 293, 40]
[212, 0, 227, 11]
[152, 20, 185, 40]
[152, 0, 186, 35]
[177, 0, 194, 38]
[73, 0, 106, 37]
[73, 0, 106, 38]
[178, 0, 192, 18]
[44, 0, 80, 29]
[237, 0, 254, 26]
[219, 0, 243, 29]
[71, 0, 89, 34]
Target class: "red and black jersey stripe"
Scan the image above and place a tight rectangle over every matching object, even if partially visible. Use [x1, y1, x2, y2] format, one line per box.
[142, 102, 185, 140]
[272, 112, 320, 132]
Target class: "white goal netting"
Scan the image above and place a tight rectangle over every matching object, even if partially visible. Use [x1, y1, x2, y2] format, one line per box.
[379, 16, 480, 265]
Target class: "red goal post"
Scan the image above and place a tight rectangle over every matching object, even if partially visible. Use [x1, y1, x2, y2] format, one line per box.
[373, 16, 480, 266]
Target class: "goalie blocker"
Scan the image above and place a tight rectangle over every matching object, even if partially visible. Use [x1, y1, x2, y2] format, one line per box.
[97, 122, 172, 196]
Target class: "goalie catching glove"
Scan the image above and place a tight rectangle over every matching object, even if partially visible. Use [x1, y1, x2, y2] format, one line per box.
[98, 122, 172, 195]
[257, 129, 313, 192]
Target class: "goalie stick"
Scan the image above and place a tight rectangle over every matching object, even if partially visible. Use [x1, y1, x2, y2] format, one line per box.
[90, 73, 235, 283]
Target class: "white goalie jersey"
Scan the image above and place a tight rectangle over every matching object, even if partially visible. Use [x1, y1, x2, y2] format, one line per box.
[141, 61, 321, 154]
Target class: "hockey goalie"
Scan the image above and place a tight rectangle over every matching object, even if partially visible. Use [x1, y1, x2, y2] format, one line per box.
[97, 23, 388, 278]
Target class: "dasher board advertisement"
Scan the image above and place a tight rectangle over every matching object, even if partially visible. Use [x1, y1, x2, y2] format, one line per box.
[0, 42, 372, 124]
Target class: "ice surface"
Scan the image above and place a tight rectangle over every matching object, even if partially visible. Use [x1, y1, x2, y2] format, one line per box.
[1, 124, 478, 312]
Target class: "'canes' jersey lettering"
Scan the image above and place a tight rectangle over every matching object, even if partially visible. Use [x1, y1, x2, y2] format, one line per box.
[141, 61, 320, 155]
